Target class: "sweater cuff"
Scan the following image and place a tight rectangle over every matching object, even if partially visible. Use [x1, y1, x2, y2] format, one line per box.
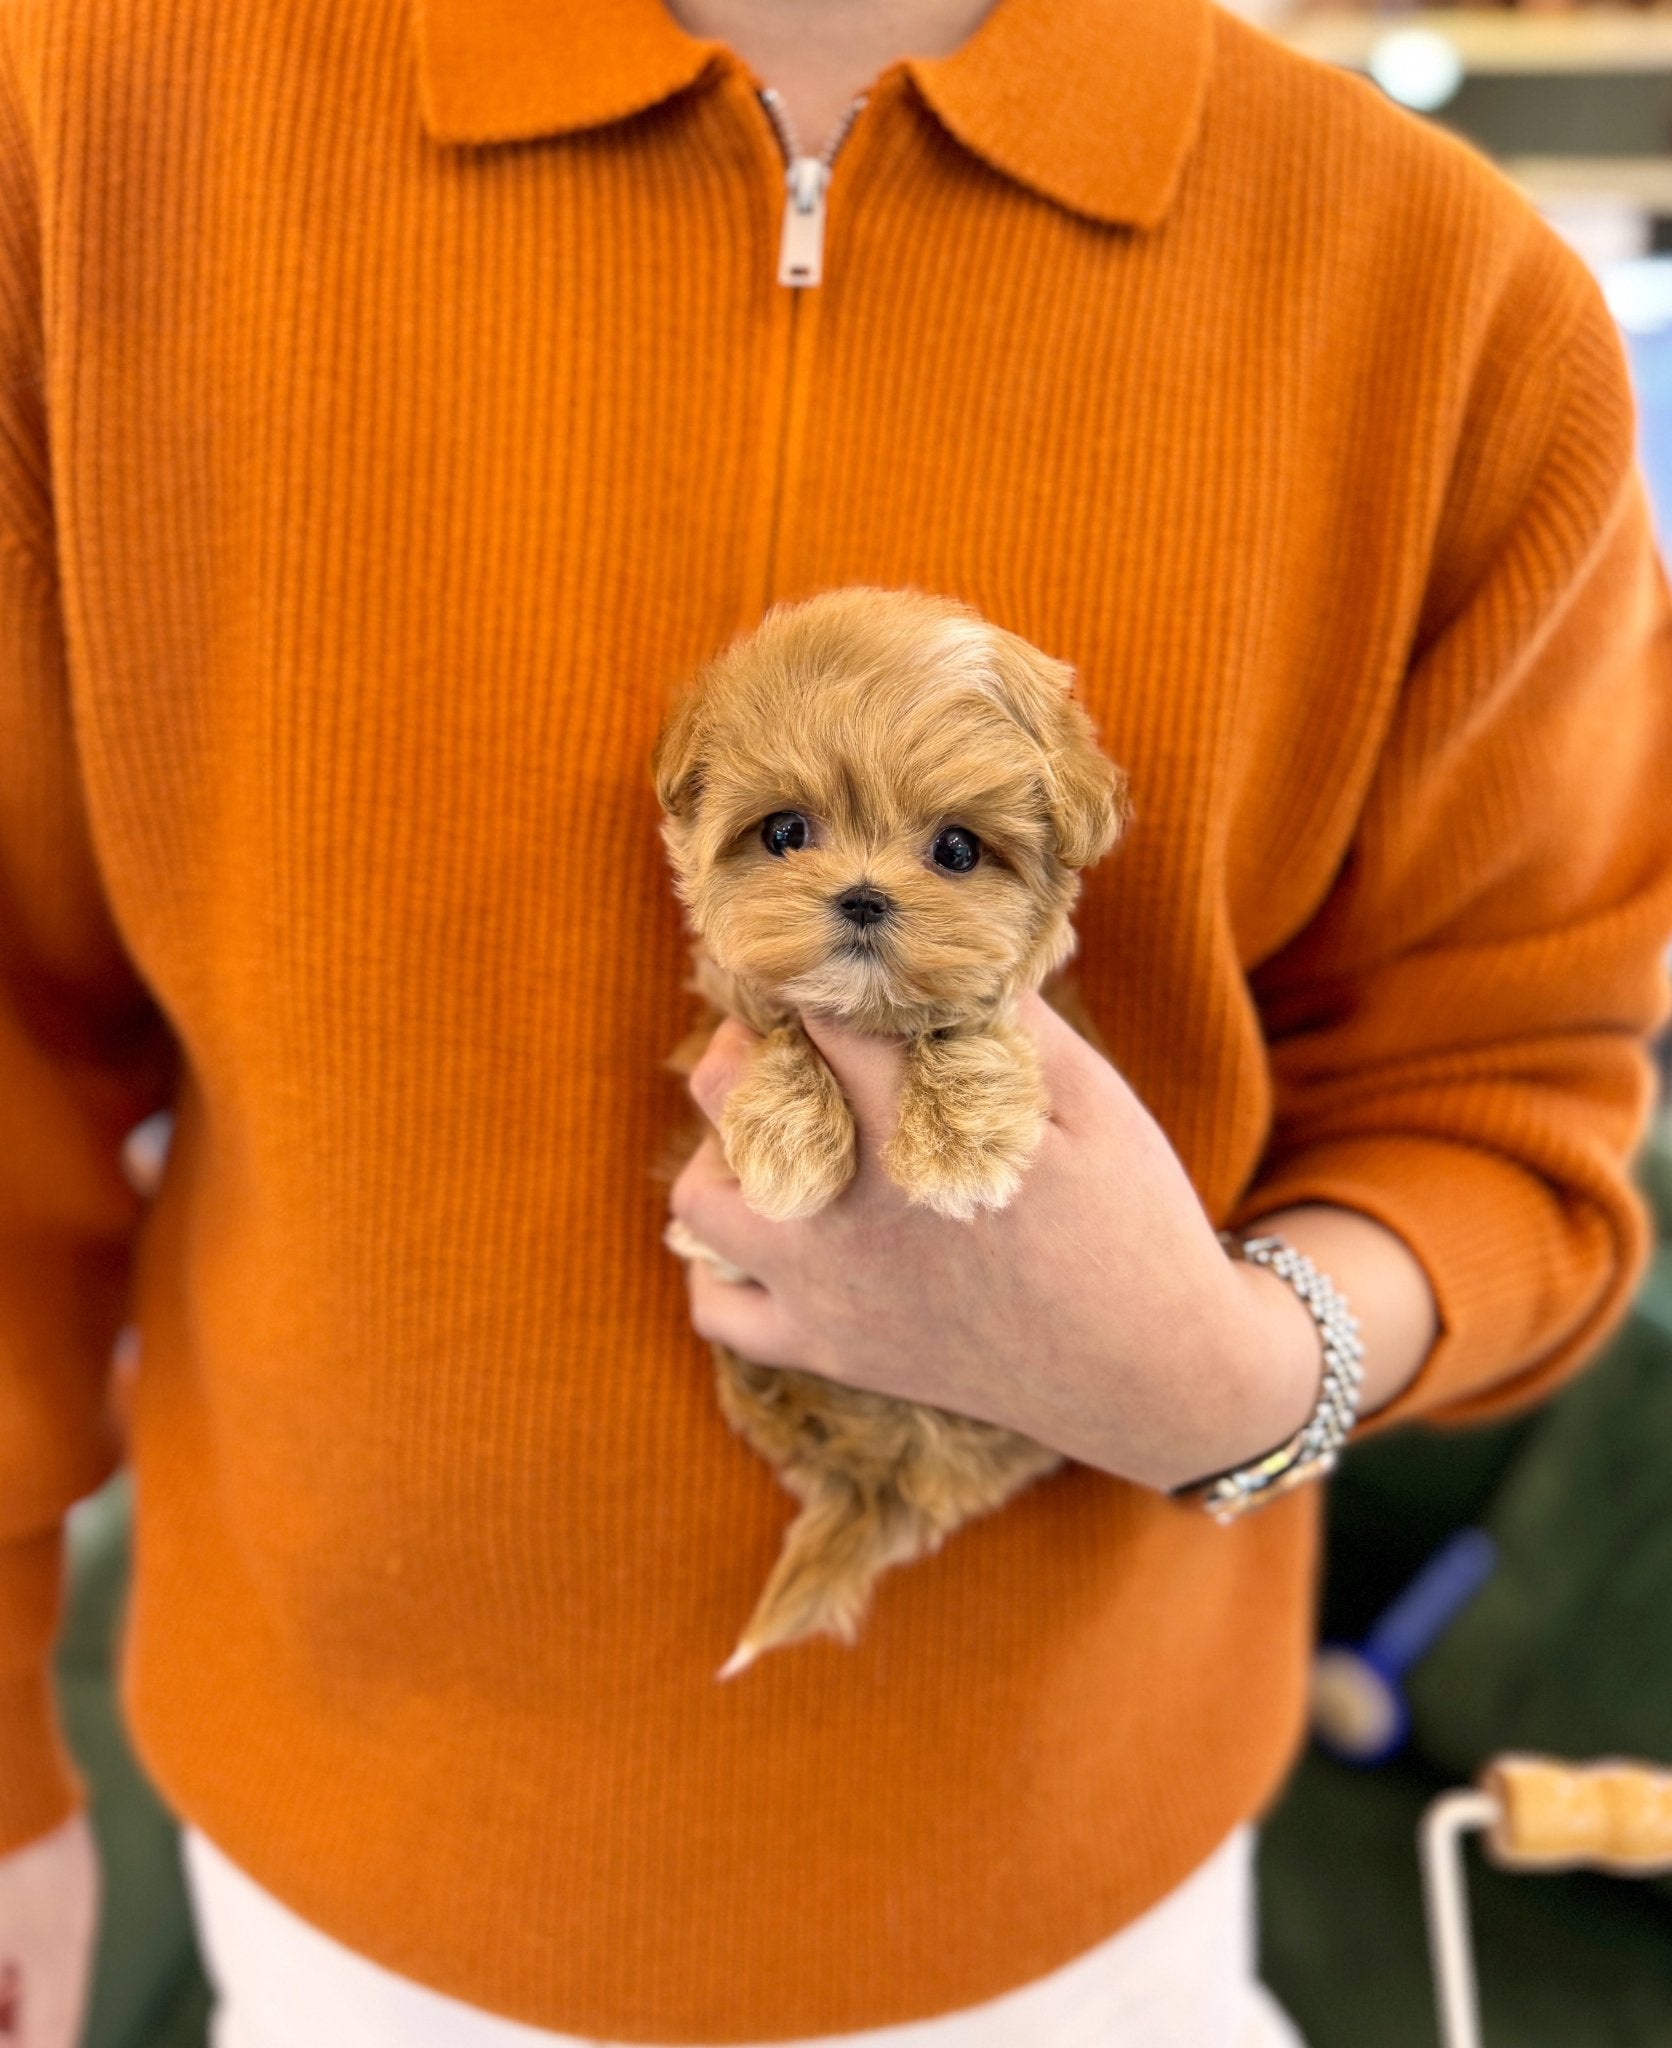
[0, 1666, 83, 1856]
[1222, 1130, 1656, 1439]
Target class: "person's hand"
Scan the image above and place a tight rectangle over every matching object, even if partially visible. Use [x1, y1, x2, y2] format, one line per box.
[669, 991, 1321, 1494]
[0, 1810, 100, 2048]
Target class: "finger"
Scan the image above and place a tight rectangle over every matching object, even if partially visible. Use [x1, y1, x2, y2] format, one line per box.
[798, 1013, 906, 1157]
[663, 1216, 753, 1285]
[1016, 988, 1134, 1133]
[1016, 986, 1093, 1063]
[689, 1015, 764, 1127]
[686, 1259, 802, 1366]
[669, 1133, 777, 1279]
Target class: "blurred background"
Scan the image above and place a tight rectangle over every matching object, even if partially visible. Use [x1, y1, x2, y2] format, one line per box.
[53, 7, 1672, 2045]
[1225, 13, 1672, 2043]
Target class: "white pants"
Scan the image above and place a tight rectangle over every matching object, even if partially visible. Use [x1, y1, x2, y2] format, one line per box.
[182, 1821, 1306, 2048]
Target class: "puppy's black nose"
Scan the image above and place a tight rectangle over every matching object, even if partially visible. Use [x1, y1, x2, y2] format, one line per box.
[837, 885, 894, 929]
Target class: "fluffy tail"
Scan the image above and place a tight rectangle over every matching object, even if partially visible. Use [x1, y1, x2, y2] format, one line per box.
[719, 1477, 933, 1679]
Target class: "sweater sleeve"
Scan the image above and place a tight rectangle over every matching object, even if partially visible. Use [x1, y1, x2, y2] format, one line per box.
[1223, 248, 1672, 1437]
[0, 26, 180, 1854]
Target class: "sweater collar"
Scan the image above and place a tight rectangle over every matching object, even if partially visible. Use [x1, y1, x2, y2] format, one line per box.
[408, 0, 1215, 231]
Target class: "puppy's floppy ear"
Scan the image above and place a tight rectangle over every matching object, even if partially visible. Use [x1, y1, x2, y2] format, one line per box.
[1049, 714, 1133, 870]
[984, 626, 1133, 870]
[651, 687, 706, 820]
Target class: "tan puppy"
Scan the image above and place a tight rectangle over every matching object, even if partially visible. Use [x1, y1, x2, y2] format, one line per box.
[654, 588, 1132, 1675]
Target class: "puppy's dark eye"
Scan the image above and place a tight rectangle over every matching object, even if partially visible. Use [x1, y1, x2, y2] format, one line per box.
[930, 826, 981, 874]
[761, 811, 810, 858]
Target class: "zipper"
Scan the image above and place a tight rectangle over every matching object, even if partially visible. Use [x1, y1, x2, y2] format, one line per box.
[739, 81, 872, 621]
[758, 86, 868, 289]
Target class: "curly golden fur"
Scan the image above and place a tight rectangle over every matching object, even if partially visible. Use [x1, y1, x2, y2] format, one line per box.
[653, 588, 1132, 1673]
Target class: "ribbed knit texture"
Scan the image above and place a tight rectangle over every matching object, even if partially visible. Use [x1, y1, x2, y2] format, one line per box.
[2, 0, 1671, 2036]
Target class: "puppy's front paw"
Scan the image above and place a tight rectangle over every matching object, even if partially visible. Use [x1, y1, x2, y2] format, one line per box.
[721, 1026, 857, 1220]
[884, 1029, 1048, 1222]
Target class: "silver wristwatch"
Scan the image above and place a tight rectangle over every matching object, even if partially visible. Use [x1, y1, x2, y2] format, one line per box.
[1171, 1230, 1366, 1524]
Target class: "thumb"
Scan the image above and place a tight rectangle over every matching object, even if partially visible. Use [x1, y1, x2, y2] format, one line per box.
[799, 1012, 907, 1158]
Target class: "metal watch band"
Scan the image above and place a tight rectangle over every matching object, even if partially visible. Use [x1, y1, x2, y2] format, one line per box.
[1171, 1230, 1366, 1525]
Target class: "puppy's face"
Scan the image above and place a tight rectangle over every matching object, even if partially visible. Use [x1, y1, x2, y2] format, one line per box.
[653, 590, 1131, 1034]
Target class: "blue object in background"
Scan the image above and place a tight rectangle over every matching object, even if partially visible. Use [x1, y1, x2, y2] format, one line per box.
[1603, 257, 1672, 555]
[1310, 1526, 1499, 1765]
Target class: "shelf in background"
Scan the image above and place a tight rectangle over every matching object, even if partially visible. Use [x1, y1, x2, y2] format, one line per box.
[1501, 154, 1672, 206]
[1281, 7, 1672, 74]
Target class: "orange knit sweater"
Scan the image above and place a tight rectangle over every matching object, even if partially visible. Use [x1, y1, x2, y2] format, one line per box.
[3, 0, 1671, 2035]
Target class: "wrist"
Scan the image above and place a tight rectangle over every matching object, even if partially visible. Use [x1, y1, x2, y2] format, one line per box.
[1110, 1247, 1326, 1497]
[1225, 1255, 1328, 1454]
[1155, 1256, 1322, 1495]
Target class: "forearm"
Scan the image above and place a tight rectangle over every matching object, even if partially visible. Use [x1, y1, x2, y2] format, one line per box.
[1229, 1202, 1442, 1436]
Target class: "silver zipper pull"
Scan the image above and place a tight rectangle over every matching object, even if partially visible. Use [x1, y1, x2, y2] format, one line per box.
[778, 156, 830, 288]
[759, 86, 867, 290]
